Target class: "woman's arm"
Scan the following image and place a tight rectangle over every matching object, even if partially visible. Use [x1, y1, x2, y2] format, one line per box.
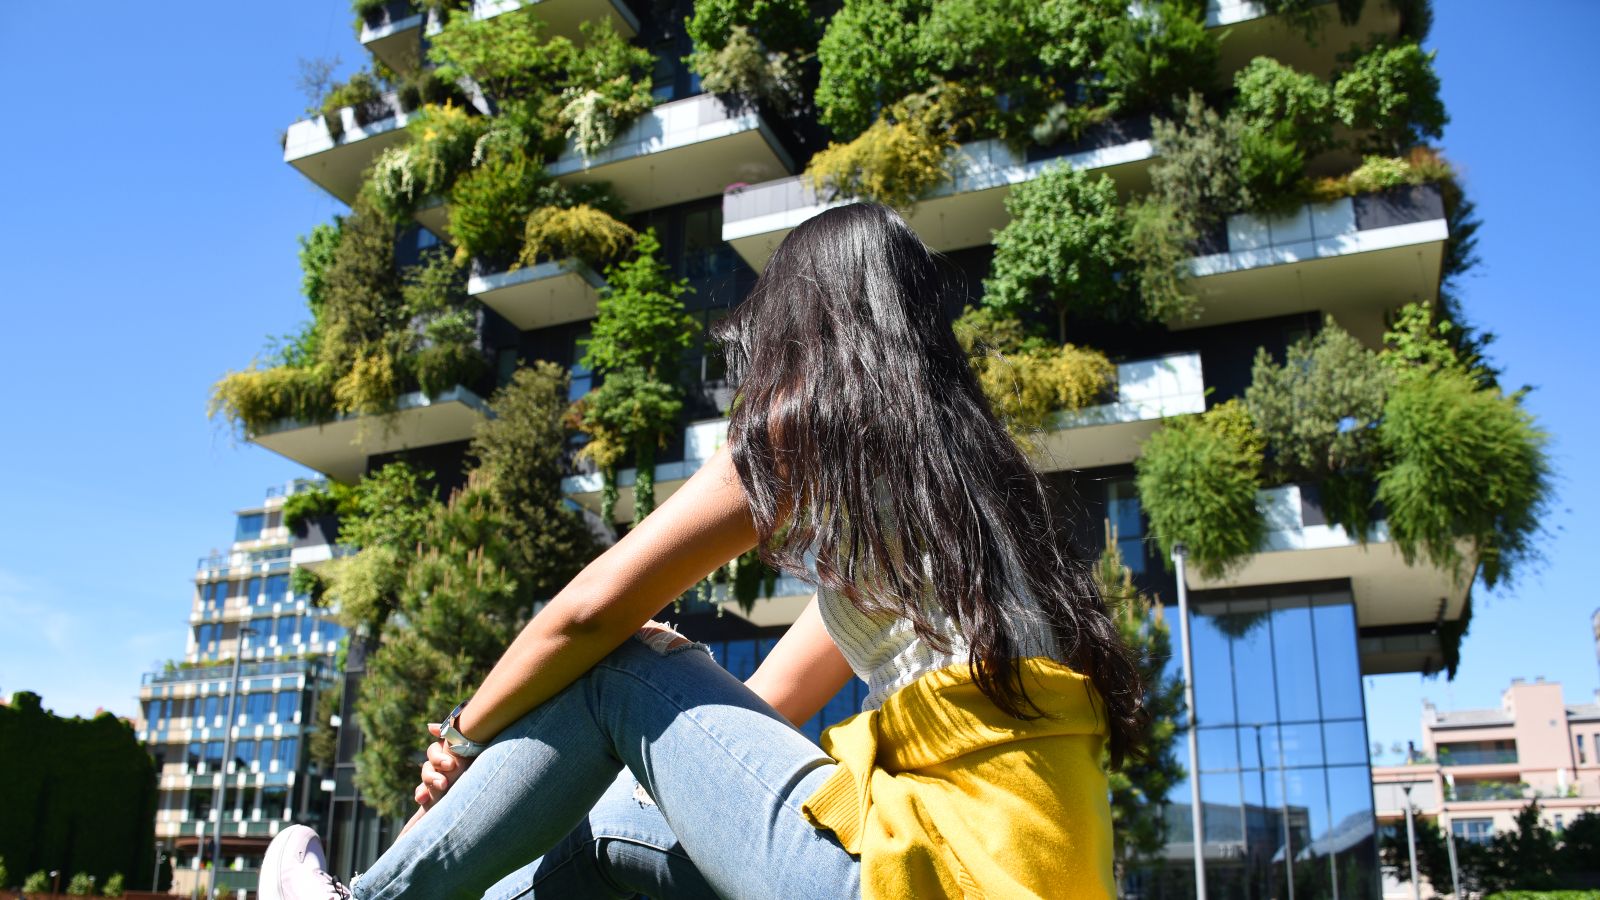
[745, 595, 856, 727]
[453, 445, 756, 743]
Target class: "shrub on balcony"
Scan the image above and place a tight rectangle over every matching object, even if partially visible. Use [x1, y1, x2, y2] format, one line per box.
[1333, 39, 1448, 155]
[954, 306, 1114, 439]
[1101, 1, 1218, 115]
[804, 86, 960, 210]
[687, 0, 818, 113]
[1378, 367, 1549, 589]
[1150, 93, 1255, 225]
[369, 103, 487, 220]
[1245, 320, 1390, 533]
[1135, 400, 1268, 580]
[983, 167, 1137, 339]
[814, 0, 1123, 145]
[558, 21, 655, 158]
[573, 231, 698, 525]
[520, 204, 636, 268]
[445, 151, 546, 264]
[1308, 147, 1453, 201]
[320, 70, 388, 141]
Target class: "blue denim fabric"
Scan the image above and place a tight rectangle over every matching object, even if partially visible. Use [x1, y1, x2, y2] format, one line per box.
[350, 634, 861, 899]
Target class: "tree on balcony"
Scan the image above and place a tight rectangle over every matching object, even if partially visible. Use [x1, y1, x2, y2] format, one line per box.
[572, 231, 698, 526]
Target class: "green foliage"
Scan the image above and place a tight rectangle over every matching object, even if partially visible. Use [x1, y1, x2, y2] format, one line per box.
[1245, 321, 1389, 532]
[1377, 368, 1550, 588]
[559, 21, 655, 158]
[307, 679, 342, 772]
[1096, 526, 1185, 874]
[68, 872, 94, 895]
[281, 485, 345, 533]
[1102, 2, 1218, 114]
[984, 167, 1133, 338]
[446, 151, 545, 264]
[471, 362, 599, 581]
[690, 24, 808, 113]
[210, 364, 337, 435]
[686, 0, 819, 62]
[953, 306, 1114, 439]
[1135, 401, 1267, 579]
[581, 231, 696, 379]
[0, 694, 155, 896]
[814, 0, 1125, 144]
[291, 566, 327, 605]
[571, 231, 696, 523]
[1308, 147, 1453, 201]
[1333, 40, 1448, 155]
[1125, 196, 1198, 322]
[427, 9, 566, 112]
[1233, 57, 1333, 155]
[324, 462, 439, 635]
[101, 872, 124, 897]
[369, 103, 488, 220]
[1149, 93, 1254, 224]
[320, 70, 387, 140]
[1379, 809, 1454, 889]
[804, 86, 960, 209]
[284, 219, 344, 366]
[353, 365, 594, 818]
[520, 204, 636, 268]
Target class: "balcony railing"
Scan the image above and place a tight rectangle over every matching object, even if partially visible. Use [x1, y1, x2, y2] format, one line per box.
[1188, 480, 1470, 639]
[142, 657, 321, 687]
[467, 257, 607, 330]
[251, 385, 491, 483]
[1034, 352, 1206, 471]
[546, 91, 795, 214]
[1438, 747, 1520, 767]
[722, 117, 1155, 272]
[283, 90, 415, 204]
[1180, 185, 1448, 331]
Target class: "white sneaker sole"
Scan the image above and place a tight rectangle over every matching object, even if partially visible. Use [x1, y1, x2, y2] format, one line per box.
[258, 823, 318, 900]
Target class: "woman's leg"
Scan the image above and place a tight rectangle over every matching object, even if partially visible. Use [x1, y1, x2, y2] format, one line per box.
[351, 632, 860, 900]
[478, 771, 719, 900]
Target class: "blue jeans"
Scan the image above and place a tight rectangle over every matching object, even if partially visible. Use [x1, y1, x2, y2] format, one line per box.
[350, 634, 862, 899]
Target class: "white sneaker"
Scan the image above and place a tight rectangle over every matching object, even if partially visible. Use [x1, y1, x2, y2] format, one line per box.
[259, 824, 352, 900]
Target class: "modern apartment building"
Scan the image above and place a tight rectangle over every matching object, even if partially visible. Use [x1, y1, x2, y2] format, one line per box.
[1372, 678, 1600, 873]
[225, 0, 1501, 896]
[135, 481, 346, 898]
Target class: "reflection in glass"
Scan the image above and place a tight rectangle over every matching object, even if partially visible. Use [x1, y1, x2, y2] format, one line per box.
[1140, 591, 1379, 899]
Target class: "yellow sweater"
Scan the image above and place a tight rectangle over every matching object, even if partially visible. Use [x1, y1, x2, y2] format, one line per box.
[800, 658, 1115, 899]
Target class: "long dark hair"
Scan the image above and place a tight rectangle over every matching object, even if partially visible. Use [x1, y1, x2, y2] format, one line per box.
[712, 203, 1142, 763]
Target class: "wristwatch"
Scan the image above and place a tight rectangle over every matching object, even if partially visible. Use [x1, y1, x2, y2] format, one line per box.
[437, 700, 490, 758]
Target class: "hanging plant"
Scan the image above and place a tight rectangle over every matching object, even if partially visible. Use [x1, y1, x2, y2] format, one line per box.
[1135, 400, 1267, 580]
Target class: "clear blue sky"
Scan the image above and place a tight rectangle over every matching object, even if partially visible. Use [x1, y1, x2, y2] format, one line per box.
[0, 2, 1595, 760]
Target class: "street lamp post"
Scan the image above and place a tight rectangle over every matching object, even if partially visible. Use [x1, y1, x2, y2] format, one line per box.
[1172, 542, 1207, 899]
[1401, 784, 1421, 900]
[152, 841, 167, 892]
[210, 624, 256, 899]
[1445, 817, 1461, 898]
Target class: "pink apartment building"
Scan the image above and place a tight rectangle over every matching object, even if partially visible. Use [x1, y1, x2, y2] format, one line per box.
[1371, 678, 1600, 894]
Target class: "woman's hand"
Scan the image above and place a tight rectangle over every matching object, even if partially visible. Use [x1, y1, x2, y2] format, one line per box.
[413, 723, 473, 808]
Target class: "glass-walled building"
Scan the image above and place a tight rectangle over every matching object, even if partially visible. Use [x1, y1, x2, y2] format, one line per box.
[135, 480, 343, 898]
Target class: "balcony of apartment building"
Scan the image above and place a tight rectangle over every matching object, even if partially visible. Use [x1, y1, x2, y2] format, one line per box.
[1032, 352, 1207, 471]
[283, 89, 420, 205]
[1207, 0, 1406, 77]
[541, 91, 796, 214]
[1186, 482, 1470, 674]
[721, 117, 1157, 272]
[466, 255, 608, 331]
[359, 0, 640, 76]
[251, 384, 491, 484]
[1179, 185, 1449, 344]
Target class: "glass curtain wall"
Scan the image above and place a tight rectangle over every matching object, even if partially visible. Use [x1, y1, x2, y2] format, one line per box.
[1145, 587, 1378, 900]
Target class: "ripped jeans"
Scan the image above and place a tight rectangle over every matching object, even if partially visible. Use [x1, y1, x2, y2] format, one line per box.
[349, 629, 862, 899]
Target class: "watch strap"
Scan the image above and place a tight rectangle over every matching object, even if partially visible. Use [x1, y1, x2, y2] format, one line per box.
[438, 700, 489, 758]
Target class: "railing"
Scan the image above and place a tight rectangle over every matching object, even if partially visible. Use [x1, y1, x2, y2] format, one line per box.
[143, 657, 321, 686]
[1195, 184, 1445, 261]
[1438, 747, 1519, 767]
[1052, 352, 1205, 430]
[1450, 780, 1529, 802]
[265, 477, 328, 500]
[197, 549, 292, 574]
